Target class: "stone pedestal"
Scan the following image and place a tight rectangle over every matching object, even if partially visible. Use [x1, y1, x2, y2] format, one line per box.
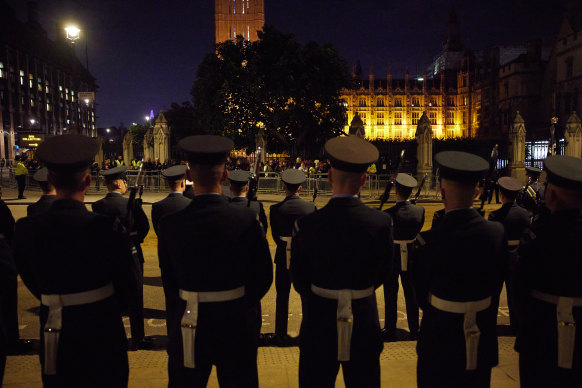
[143, 129, 154, 162]
[565, 111, 582, 158]
[95, 136, 104, 167]
[415, 111, 433, 182]
[509, 111, 526, 183]
[123, 131, 134, 165]
[153, 112, 170, 163]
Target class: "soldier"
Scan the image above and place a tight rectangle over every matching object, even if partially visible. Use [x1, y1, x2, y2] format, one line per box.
[12, 135, 139, 387]
[382, 173, 424, 341]
[270, 169, 316, 347]
[517, 166, 544, 217]
[291, 136, 393, 388]
[431, 208, 445, 229]
[27, 167, 57, 217]
[93, 165, 152, 350]
[151, 165, 191, 235]
[487, 176, 530, 332]
[0, 238, 14, 385]
[158, 135, 272, 387]
[412, 151, 506, 387]
[514, 155, 582, 387]
[228, 170, 268, 234]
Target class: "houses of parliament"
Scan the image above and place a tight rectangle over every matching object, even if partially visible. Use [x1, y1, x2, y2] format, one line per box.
[215, 1, 582, 141]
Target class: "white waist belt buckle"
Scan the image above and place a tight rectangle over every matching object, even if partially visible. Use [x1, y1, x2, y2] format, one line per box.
[557, 297, 576, 369]
[281, 236, 292, 270]
[394, 240, 414, 272]
[180, 291, 199, 369]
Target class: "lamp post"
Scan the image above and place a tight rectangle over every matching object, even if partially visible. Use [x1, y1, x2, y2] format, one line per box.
[64, 25, 89, 71]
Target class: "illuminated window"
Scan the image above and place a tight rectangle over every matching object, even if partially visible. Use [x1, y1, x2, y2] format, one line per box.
[233, 0, 236, 14]
[394, 112, 402, 125]
[359, 98, 366, 107]
[412, 111, 420, 125]
[19, 70, 24, 85]
[31, 98, 34, 107]
[429, 111, 437, 125]
[394, 128, 403, 138]
[242, 0, 245, 14]
[0, 62, 3, 78]
[446, 111, 454, 125]
[429, 97, 437, 106]
[463, 112, 467, 124]
[394, 98, 402, 107]
[447, 96, 455, 106]
[463, 96, 468, 106]
[47, 103, 50, 111]
[377, 98, 384, 107]
[412, 97, 420, 106]
[376, 112, 384, 125]
[248, 26, 250, 39]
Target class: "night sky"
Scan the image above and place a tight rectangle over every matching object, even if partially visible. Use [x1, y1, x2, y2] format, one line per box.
[5, 0, 568, 129]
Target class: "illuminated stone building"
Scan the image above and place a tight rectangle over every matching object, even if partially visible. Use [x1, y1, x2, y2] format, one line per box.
[0, 1, 96, 159]
[342, 9, 479, 140]
[215, 0, 265, 44]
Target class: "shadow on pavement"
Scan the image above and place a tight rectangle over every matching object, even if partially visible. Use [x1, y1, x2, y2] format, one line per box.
[144, 276, 163, 287]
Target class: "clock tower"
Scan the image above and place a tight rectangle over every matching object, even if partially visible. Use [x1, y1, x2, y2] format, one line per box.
[215, 0, 265, 44]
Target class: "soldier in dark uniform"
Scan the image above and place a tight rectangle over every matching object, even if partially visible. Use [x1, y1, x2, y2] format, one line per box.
[488, 176, 530, 332]
[382, 173, 424, 341]
[228, 170, 268, 234]
[517, 166, 545, 218]
[12, 135, 139, 387]
[152, 165, 191, 235]
[0, 237, 14, 386]
[270, 169, 316, 347]
[183, 178, 195, 199]
[92, 165, 152, 350]
[27, 167, 57, 217]
[514, 155, 582, 387]
[431, 208, 445, 229]
[412, 151, 506, 388]
[158, 135, 272, 387]
[291, 136, 393, 388]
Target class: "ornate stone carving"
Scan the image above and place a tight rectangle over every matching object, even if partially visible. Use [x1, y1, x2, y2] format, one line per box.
[348, 113, 365, 138]
[565, 111, 582, 158]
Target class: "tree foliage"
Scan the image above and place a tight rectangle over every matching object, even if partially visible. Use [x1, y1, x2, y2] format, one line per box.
[191, 25, 350, 156]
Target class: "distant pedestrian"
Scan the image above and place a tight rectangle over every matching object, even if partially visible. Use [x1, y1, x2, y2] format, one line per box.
[14, 156, 28, 199]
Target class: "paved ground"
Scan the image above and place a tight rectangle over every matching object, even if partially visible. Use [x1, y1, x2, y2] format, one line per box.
[1, 186, 519, 387]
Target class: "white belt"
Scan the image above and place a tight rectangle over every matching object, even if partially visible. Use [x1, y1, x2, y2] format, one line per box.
[394, 240, 415, 271]
[41, 283, 115, 375]
[179, 286, 245, 368]
[280, 236, 292, 270]
[531, 289, 582, 369]
[428, 293, 491, 371]
[311, 284, 374, 362]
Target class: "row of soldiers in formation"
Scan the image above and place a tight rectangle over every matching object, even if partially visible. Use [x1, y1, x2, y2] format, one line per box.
[0, 133, 581, 388]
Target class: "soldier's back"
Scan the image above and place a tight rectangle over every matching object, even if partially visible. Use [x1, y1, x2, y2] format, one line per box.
[27, 195, 56, 217]
[151, 193, 191, 235]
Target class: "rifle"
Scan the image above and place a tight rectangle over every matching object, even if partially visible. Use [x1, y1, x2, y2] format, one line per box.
[378, 149, 405, 211]
[411, 173, 428, 205]
[247, 146, 262, 207]
[126, 159, 145, 233]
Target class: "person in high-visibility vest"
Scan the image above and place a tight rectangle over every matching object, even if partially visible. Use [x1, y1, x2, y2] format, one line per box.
[14, 156, 29, 199]
[115, 155, 124, 167]
[131, 158, 142, 170]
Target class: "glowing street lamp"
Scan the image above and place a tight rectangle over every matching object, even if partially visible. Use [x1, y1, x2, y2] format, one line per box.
[64, 25, 80, 42]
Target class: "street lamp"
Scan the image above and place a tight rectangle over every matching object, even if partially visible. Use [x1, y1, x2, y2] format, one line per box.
[64, 25, 89, 71]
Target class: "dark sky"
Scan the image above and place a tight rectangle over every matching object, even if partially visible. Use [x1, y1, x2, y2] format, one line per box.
[5, 0, 568, 129]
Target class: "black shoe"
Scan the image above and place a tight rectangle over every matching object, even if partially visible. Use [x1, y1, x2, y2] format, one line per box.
[258, 333, 275, 347]
[7, 339, 36, 355]
[273, 334, 298, 347]
[381, 328, 396, 342]
[18, 196, 26, 199]
[129, 336, 154, 351]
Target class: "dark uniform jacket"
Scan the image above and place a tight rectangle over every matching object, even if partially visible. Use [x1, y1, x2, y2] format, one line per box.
[158, 194, 272, 367]
[514, 209, 582, 372]
[230, 196, 268, 234]
[431, 208, 445, 229]
[27, 195, 57, 217]
[488, 203, 530, 270]
[413, 208, 506, 372]
[385, 200, 425, 269]
[0, 238, 15, 358]
[13, 199, 139, 385]
[92, 192, 150, 262]
[0, 200, 14, 243]
[270, 195, 316, 266]
[291, 196, 393, 362]
[151, 193, 191, 235]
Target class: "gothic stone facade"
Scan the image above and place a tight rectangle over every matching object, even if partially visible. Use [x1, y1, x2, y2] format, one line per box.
[215, 0, 265, 44]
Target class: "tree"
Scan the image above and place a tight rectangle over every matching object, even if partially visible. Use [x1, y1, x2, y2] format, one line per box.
[164, 101, 199, 151]
[191, 25, 350, 156]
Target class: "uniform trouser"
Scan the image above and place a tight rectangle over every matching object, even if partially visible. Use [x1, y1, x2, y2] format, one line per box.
[129, 260, 145, 343]
[417, 358, 491, 388]
[170, 357, 258, 388]
[519, 354, 582, 388]
[275, 263, 291, 336]
[0, 273, 19, 346]
[505, 274, 516, 331]
[298, 352, 380, 388]
[15, 175, 26, 198]
[384, 268, 419, 334]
